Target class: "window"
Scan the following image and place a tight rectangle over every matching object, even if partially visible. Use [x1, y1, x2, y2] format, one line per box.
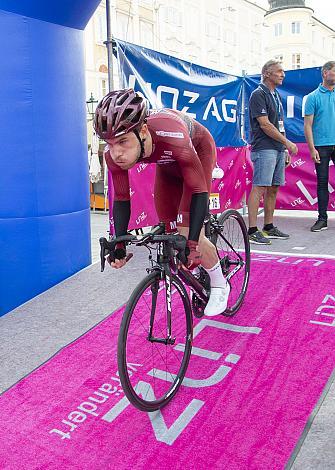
[291, 22, 301, 34]
[186, 6, 199, 40]
[116, 12, 133, 42]
[164, 6, 182, 26]
[206, 21, 221, 39]
[292, 53, 301, 69]
[140, 20, 154, 48]
[95, 12, 106, 44]
[208, 51, 220, 64]
[224, 29, 236, 45]
[100, 79, 107, 98]
[274, 54, 283, 63]
[274, 23, 282, 36]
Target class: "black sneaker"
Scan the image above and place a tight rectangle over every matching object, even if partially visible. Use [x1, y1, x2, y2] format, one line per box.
[263, 226, 290, 239]
[249, 230, 271, 245]
[311, 220, 328, 232]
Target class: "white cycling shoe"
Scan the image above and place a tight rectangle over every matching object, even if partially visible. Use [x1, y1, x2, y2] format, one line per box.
[204, 284, 231, 317]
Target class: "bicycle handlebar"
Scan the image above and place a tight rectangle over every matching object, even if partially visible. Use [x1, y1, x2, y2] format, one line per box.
[99, 224, 188, 272]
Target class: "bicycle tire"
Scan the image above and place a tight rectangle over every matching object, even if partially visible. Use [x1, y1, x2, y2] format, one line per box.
[211, 209, 250, 315]
[117, 270, 193, 412]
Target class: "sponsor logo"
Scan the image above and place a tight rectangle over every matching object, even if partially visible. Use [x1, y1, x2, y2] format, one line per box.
[136, 212, 147, 225]
[128, 75, 238, 123]
[137, 163, 148, 173]
[158, 154, 175, 163]
[291, 197, 305, 207]
[291, 158, 305, 169]
[156, 131, 184, 139]
[225, 198, 232, 209]
[48, 366, 142, 440]
[310, 294, 335, 327]
[251, 254, 324, 267]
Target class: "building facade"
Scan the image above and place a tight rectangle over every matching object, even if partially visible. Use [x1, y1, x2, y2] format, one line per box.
[264, 0, 335, 70]
[84, 0, 267, 108]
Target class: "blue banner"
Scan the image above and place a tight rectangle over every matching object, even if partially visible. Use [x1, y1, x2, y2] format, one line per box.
[115, 40, 322, 145]
[115, 40, 245, 147]
[244, 67, 322, 143]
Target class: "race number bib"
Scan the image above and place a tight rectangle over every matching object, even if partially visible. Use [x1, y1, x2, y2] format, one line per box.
[209, 193, 220, 210]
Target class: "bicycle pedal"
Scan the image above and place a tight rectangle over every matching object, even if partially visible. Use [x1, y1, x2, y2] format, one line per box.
[193, 310, 205, 319]
[191, 293, 206, 318]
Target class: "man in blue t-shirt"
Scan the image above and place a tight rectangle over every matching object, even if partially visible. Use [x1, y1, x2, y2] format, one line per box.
[304, 61, 335, 232]
[247, 60, 298, 245]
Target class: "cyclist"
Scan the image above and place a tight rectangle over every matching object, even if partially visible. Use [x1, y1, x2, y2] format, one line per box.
[94, 88, 230, 316]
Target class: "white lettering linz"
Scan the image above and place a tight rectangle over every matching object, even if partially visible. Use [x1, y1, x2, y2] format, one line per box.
[156, 131, 184, 139]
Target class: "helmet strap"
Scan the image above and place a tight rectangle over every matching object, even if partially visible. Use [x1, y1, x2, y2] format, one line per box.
[133, 129, 146, 162]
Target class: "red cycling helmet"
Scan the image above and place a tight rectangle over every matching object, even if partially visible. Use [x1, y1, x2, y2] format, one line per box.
[94, 88, 147, 140]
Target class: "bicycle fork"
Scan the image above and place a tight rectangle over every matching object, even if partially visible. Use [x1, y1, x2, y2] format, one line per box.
[147, 248, 176, 346]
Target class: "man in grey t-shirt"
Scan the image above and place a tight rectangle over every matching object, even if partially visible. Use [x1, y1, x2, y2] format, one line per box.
[247, 60, 298, 245]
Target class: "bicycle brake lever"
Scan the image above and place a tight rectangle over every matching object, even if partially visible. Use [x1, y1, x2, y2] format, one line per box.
[99, 237, 108, 272]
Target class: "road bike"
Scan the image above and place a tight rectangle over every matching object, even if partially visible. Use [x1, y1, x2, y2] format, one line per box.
[99, 209, 250, 412]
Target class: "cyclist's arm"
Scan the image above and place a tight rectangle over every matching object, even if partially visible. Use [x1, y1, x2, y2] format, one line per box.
[189, 192, 208, 241]
[105, 149, 131, 236]
[113, 200, 130, 237]
[175, 146, 209, 242]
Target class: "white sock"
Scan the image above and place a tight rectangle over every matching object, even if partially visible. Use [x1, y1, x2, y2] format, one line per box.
[205, 261, 227, 288]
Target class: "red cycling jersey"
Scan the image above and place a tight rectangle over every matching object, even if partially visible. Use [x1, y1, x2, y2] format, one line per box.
[104, 109, 216, 232]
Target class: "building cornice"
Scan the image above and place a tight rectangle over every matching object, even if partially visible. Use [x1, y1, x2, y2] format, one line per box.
[265, 6, 314, 16]
[311, 16, 335, 34]
[243, 0, 266, 13]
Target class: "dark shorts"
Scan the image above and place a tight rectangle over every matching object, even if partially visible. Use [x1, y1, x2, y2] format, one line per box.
[250, 149, 285, 186]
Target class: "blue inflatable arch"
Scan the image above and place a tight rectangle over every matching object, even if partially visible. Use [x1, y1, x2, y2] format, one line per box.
[0, 0, 101, 315]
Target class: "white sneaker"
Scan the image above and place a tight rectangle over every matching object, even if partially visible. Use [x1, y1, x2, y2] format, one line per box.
[204, 284, 231, 317]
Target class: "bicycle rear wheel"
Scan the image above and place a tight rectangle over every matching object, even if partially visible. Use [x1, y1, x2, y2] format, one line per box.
[212, 209, 250, 315]
[117, 270, 193, 412]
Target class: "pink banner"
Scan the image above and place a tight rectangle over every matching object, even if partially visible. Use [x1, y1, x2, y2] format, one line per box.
[246, 143, 335, 211]
[108, 147, 247, 233]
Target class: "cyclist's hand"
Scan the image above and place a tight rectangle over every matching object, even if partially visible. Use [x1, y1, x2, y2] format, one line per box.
[107, 243, 133, 269]
[186, 240, 201, 270]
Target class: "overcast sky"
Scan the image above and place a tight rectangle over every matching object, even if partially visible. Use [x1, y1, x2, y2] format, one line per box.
[255, 0, 334, 29]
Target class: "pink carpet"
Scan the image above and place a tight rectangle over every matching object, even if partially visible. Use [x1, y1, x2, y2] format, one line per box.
[1, 254, 335, 469]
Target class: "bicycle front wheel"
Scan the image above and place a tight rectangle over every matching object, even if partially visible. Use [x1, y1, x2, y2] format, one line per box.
[212, 209, 250, 315]
[117, 270, 193, 412]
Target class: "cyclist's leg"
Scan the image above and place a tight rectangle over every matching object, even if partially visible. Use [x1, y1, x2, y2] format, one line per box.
[177, 137, 230, 315]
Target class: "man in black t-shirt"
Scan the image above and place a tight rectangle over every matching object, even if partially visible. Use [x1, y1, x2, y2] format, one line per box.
[247, 60, 298, 245]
